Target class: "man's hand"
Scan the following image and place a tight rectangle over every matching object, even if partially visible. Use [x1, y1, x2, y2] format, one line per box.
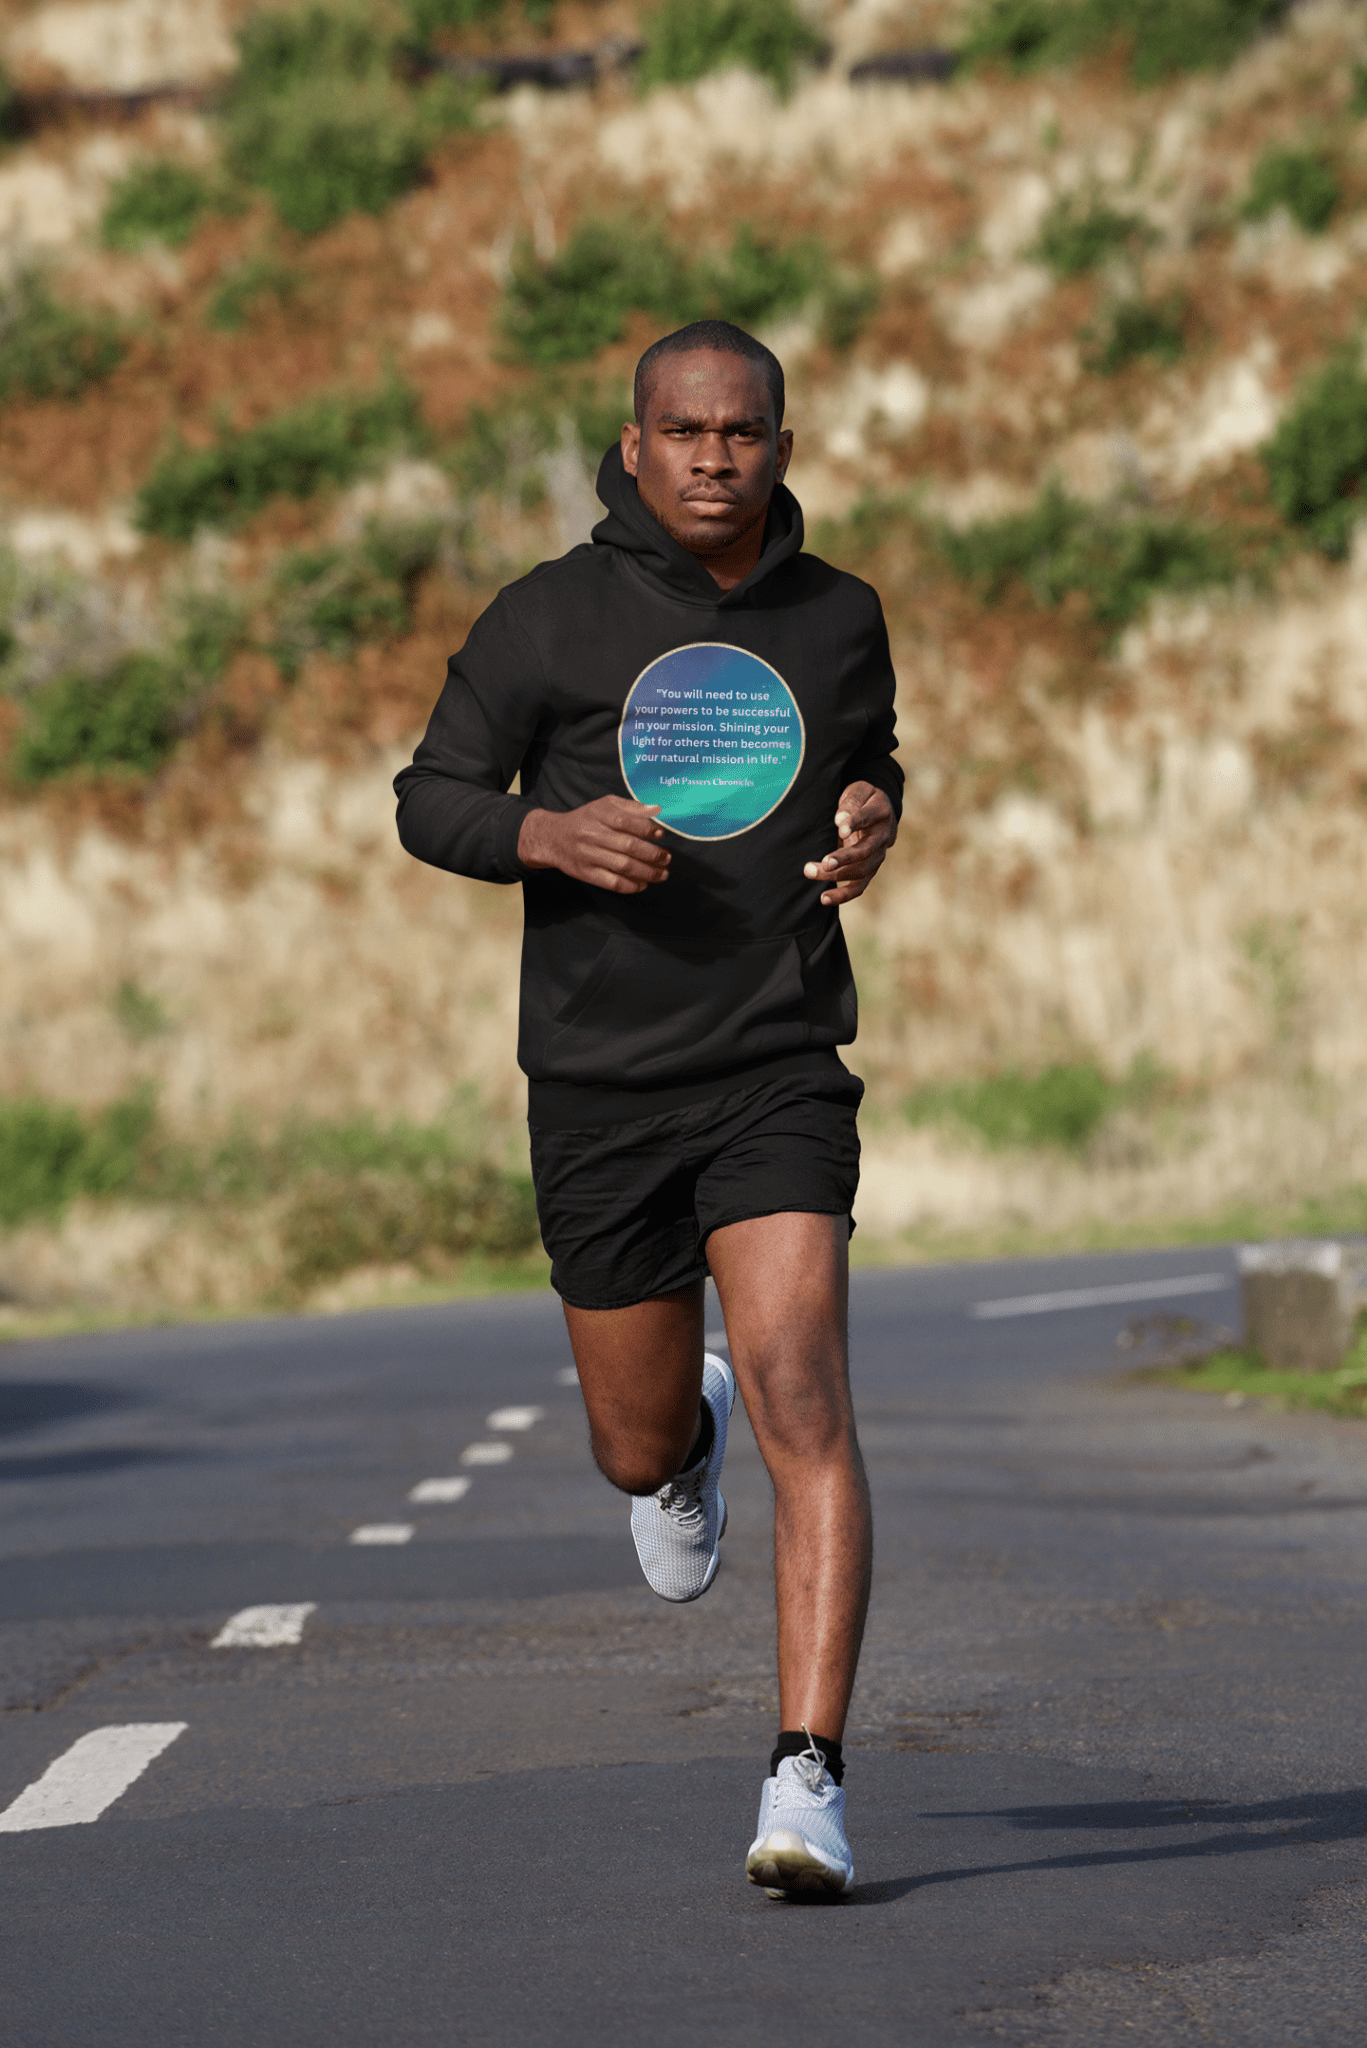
[803, 782, 897, 906]
[518, 797, 671, 894]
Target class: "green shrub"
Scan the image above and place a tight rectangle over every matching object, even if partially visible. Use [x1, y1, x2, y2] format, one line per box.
[1084, 293, 1184, 376]
[962, 0, 1286, 83]
[113, 977, 171, 1044]
[1261, 352, 1367, 558]
[708, 225, 824, 326]
[637, 0, 826, 95]
[1031, 190, 1145, 277]
[903, 1062, 1115, 1150]
[136, 382, 423, 538]
[939, 483, 1232, 629]
[268, 520, 440, 676]
[220, 2, 476, 238]
[404, 0, 502, 44]
[280, 1158, 538, 1285]
[224, 76, 430, 238]
[500, 218, 854, 368]
[1241, 146, 1340, 234]
[501, 218, 699, 366]
[12, 654, 187, 781]
[231, 0, 393, 98]
[0, 269, 124, 408]
[207, 254, 303, 332]
[0, 1088, 156, 1225]
[101, 160, 213, 250]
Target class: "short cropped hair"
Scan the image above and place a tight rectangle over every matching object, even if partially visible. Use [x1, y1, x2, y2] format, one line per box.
[634, 320, 785, 428]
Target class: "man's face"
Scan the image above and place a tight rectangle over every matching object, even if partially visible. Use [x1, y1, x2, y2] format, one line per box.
[621, 350, 793, 560]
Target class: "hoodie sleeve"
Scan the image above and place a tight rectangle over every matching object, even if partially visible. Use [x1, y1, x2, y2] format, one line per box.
[393, 595, 544, 885]
[838, 589, 904, 819]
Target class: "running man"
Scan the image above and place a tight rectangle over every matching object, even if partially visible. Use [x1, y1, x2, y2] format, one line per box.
[395, 319, 901, 1896]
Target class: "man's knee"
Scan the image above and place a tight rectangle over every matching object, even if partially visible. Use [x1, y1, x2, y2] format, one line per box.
[590, 1430, 680, 1497]
[742, 1347, 854, 1463]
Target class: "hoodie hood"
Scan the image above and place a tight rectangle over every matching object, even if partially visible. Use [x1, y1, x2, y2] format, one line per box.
[591, 441, 805, 609]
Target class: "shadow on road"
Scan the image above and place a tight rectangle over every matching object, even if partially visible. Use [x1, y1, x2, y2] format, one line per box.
[830, 1790, 1367, 1906]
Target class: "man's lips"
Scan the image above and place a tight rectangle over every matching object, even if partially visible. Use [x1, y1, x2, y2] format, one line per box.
[681, 491, 737, 508]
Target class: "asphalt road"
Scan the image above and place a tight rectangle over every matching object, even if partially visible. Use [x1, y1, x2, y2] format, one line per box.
[3, 1246, 1367, 2046]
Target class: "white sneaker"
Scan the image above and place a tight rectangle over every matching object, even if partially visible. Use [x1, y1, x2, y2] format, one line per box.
[629, 1352, 735, 1602]
[746, 1735, 854, 1897]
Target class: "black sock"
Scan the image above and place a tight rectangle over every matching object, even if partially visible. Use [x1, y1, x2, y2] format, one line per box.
[771, 1729, 844, 1786]
[679, 1397, 714, 1472]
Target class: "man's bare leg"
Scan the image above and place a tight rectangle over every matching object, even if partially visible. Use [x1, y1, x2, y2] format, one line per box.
[563, 1283, 706, 1496]
[707, 1212, 871, 1739]
[562, 1213, 870, 1738]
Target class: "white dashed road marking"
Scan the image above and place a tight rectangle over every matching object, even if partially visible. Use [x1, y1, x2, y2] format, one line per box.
[409, 1476, 472, 1503]
[970, 1273, 1232, 1319]
[212, 1603, 316, 1648]
[461, 1442, 512, 1466]
[0, 1724, 187, 1832]
[349, 1524, 414, 1545]
[487, 1406, 544, 1431]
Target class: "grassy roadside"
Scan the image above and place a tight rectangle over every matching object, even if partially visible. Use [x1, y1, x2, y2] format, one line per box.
[1135, 1346, 1367, 1422]
[849, 1185, 1367, 1271]
[0, 1248, 553, 1346]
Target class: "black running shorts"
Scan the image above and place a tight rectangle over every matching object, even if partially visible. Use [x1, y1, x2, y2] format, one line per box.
[529, 1060, 864, 1310]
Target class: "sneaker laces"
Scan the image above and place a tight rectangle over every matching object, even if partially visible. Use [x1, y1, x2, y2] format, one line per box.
[793, 1724, 830, 1795]
[656, 1466, 705, 1528]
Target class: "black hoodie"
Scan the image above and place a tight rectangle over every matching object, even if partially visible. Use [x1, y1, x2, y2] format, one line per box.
[394, 445, 902, 1124]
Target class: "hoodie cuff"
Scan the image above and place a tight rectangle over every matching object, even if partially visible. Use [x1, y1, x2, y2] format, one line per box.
[494, 795, 537, 881]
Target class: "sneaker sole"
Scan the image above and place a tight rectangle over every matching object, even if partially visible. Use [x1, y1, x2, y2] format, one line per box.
[746, 1829, 850, 1899]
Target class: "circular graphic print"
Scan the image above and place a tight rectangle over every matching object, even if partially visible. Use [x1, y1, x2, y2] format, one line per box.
[618, 643, 805, 841]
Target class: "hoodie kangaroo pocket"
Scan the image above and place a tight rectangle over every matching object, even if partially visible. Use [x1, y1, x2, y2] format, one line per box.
[543, 929, 811, 1085]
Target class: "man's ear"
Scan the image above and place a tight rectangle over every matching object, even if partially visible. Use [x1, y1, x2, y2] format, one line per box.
[775, 428, 794, 485]
[621, 422, 641, 477]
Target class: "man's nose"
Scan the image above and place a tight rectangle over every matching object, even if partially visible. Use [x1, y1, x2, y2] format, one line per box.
[692, 433, 737, 472]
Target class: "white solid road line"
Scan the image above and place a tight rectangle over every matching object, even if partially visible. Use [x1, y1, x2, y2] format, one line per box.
[348, 1524, 414, 1544]
[461, 1441, 512, 1465]
[970, 1272, 1233, 1319]
[409, 1476, 472, 1503]
[211, 1603, 316, 1649]
[486, 1405, 544, 1431]
[0, 1724, 187, 1832]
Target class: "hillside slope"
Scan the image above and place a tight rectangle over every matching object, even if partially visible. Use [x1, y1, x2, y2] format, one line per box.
[2, 0, 1366, 1315]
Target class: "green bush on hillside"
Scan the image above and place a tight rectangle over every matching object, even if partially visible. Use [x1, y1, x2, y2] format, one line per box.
[637, 0, 826, 95]
[1241, 146, 1340, 234]
[220, 2, 477, 238]
[136, 382, 424, 538]
[903, 1062, 1116, 1150]
[12, 654, 188, 782]
[269, 520, 441, 677]
[0, 269, 124, 408]
[501, 220, 867, 368]
[207, 254, 304, 332]
[1084, 294, 1185, 376]
[100, 160, 215, 250]
[1261, 352, 1367, 558]
[962, 0, 1286, 84]
[939, 484, 1233, 630]
[0, 1091, 541, 1284]
[0, 1088, 157, 1225]
[1031, 190, 1146, 277]
[280, 1159, 538, 1286]
[501, 219, 699, 365]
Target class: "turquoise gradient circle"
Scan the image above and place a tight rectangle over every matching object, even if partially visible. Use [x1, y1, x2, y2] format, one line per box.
[618, 643, 805, 841]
